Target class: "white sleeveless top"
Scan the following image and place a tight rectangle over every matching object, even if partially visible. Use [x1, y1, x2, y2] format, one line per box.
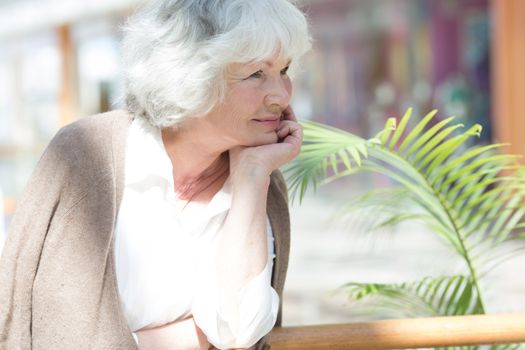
[113, 118, 279, 349]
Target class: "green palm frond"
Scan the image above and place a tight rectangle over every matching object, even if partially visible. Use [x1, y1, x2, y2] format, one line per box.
[285, 108, 525, 322]
[340, 275, 483, 318]
[490, 344, 524, 350]
[511, 232, 525, 240]
[331, 187, 429, 235]
[284, 120, 379, 203]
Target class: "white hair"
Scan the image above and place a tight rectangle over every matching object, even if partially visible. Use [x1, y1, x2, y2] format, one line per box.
[122, 0, 312, 128]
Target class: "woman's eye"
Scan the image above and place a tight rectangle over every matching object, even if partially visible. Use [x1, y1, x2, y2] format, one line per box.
[248, 70, 263, 79]
[280, 66, 290, 75]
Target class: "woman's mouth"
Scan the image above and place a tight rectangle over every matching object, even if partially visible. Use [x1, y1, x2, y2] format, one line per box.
[253, 117, 280, 129]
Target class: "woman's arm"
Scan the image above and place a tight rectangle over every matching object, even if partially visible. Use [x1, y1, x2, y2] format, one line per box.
[215, 106, 302, 337]
[136, 316, 210, 350]
[215, 165, 271, 335]
[145, 107, 299, 350]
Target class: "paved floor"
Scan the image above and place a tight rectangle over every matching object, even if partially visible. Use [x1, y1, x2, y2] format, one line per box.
[282, 189, 525, 327]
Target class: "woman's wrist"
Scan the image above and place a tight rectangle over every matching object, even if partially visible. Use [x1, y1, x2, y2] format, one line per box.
[230, 164, 272, 190]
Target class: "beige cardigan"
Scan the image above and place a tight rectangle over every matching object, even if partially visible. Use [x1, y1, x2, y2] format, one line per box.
[0, 110, 291, 350]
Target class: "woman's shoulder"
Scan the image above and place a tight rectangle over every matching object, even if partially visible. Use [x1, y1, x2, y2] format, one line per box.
[36, 110, 133, 182]
[55, 110, 133, 142]
[47, 110, 132, 157]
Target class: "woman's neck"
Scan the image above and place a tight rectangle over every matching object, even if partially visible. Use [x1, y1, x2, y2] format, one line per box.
[161, 120, 230, 202]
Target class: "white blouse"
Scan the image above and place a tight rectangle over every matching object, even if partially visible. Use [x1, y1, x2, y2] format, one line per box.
[113, 117, 279, 349]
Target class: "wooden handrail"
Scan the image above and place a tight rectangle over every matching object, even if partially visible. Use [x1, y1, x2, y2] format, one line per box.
[267, 313, 525, 349]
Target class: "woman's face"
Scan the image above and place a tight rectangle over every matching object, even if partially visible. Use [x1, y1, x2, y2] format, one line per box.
[203, 55, 293, 148]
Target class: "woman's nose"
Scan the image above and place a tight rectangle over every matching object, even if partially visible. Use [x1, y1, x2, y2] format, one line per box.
[264, 76, 291, 107]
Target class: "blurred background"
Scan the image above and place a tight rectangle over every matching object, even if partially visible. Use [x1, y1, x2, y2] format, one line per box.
[1, 0, 524, 326]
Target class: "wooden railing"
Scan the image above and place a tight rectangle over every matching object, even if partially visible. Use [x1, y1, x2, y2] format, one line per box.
[265, 314, 525, 349]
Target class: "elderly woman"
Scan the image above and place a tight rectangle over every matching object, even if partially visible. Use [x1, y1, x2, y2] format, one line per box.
[0, 0, 311, 349]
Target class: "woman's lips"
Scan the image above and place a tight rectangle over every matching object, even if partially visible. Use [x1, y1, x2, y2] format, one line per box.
[253, 117, 280, 129]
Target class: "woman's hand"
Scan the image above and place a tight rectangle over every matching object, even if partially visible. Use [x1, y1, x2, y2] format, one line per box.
[135, 317, 210, 350]
[229, 105, 303, 182]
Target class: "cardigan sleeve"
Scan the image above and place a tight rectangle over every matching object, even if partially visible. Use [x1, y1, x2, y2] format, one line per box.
[266, 170, 291, 328]
[0, 187, 5, 256]
[0, 112, 137, 350]
[0, 127, 72, 348]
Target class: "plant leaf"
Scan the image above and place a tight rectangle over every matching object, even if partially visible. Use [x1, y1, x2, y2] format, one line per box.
[405, 116, 456, 158]
[389, 107, 412, 149]
[376, 118, 396, 146]
[289, 108, 525, 321]
[339, 275, 483, 317]
[398, 109, 438, 153]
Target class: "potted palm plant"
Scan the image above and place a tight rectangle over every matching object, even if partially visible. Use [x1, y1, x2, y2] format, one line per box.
[285, 108, 525, 350]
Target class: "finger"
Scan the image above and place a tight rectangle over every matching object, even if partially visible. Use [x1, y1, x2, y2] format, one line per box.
[281, 105, 297, 122]
[283, 125, 303, 157]
[277, 126, 290, 138]
[278, 122, 303, 144]
[277, 120, 300, 136]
